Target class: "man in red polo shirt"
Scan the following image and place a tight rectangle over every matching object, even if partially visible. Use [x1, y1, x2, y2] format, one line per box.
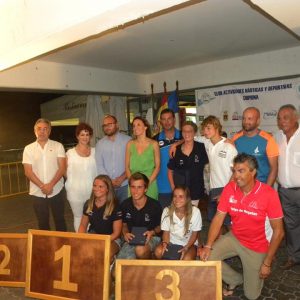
[199, 153, 284, 300]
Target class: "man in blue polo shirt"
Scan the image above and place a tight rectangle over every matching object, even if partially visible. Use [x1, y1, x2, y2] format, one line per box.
[153, 109, 182, 208]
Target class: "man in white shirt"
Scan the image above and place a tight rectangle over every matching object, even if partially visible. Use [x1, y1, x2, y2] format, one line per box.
[201, 116, 237, 228]
[23, 118, 66, 231]
[275, 104, 300, 269]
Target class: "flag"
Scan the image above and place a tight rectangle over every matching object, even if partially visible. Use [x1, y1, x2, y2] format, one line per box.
[153, 90, 179, 134]
[168, 90, 179, 113]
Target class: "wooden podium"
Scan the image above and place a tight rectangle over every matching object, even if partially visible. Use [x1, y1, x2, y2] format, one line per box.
[25, 230, 111, 300]
[0, 233, 27, 287]
[116, 259, 222, 300]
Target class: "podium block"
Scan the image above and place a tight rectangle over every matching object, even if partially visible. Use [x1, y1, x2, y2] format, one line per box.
[0, 233, 27, 287]
[26, 230, 111, 300]
[116, 260, 222, 300]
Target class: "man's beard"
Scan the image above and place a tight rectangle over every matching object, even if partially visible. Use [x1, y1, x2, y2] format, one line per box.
[242, 124, 256, 132]
[105, 129, 117, 136]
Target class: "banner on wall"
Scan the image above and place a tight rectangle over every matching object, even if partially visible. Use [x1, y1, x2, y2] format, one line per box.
[41, 95, 87, 121]
[195, 77, 300, 138]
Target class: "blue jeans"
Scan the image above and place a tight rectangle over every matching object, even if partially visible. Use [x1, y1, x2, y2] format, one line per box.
[115, 185, 129, 204]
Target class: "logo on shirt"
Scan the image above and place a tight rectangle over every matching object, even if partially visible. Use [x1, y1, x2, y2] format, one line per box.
[125, 213, 131, 219]
[248, 201, 258, 209]
[145, 214, 150, 222]
[218, 150, 227, 158]
[254, 147, 259, 154]
[229, 196, 237, 204]
[179, 159, 184, 166]
[194, 155, 199, 163]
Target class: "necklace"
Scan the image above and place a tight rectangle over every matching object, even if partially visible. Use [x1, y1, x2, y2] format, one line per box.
[76, 145, 91, 157]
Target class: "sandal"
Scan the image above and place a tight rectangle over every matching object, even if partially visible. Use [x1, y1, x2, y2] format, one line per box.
[222, 284, 237, 297]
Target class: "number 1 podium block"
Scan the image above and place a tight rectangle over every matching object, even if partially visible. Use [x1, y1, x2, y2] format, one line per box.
[0, 233, 27, 287]
[26, 230, 111, 300]
[116, 260, 222, 300]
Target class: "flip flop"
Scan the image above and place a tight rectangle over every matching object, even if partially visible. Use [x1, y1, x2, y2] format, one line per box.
[222, 284, 236, 297]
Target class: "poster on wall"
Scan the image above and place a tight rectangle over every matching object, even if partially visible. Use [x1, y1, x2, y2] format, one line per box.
[195, 77, 300, 138]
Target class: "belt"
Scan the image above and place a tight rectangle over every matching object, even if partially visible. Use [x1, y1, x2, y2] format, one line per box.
[280, 186, 300, 191]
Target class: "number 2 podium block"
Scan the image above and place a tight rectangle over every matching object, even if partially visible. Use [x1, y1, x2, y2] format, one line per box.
[116, 260, 222, 300]
[26, 229, 111, 300]
[0, 233, 27, 287]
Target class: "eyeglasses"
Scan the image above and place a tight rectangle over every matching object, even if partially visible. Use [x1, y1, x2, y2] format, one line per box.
[102, 122, 116, 128]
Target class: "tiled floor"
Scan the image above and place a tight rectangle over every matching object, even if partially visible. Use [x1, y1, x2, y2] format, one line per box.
[0, 195, 300, 299]
[0, 193, 74, 300]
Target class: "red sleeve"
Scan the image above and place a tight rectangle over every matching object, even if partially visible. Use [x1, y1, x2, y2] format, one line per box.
[266, 189, 283, 219]
[217, 182, 234, 213]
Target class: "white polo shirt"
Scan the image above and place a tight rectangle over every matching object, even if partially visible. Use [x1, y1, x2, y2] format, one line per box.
[161, 206, 202, 246]
[275, 128, 300, 188]
[23, 139, 66, 198]
[205, 137, 237, 189]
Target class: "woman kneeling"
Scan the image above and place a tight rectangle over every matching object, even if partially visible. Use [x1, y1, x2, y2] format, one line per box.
[155, 186, 202, 260]
[78, 175, 122, 262]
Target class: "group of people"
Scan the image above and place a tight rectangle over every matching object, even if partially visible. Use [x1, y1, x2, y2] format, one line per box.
[22, 103, 300, 300]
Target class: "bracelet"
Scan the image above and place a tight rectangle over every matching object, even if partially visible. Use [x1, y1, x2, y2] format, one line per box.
[203, 244, 213, 250]
[263, 262, 271, 268]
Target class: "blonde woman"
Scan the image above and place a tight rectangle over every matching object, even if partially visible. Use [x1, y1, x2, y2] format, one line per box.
[155, 186, 202, 260]
[78, 175, 122, 260]
[125, 116, 160, 200]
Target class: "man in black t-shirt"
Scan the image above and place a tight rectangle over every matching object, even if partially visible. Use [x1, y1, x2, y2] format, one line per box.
[117, 172, 162, 259]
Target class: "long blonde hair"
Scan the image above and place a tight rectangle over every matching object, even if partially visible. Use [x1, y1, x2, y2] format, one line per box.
[86, 175, 117, 219]
[167, 186, 193, 235]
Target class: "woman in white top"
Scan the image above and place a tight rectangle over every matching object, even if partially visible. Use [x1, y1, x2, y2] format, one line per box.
[155, 185, 202, 260]
[65, 123, 97, 231]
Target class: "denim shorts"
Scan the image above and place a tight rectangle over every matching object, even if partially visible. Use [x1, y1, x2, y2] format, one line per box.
[117, 236, 161, 259]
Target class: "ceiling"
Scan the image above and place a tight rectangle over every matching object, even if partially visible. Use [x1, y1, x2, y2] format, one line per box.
[40, 0, 300, 74]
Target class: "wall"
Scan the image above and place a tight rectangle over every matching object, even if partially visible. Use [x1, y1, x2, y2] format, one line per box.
[0, 92, 60, 151]
[0, 60, 147, 95]
[145, 46, 300, 93]
[1, 46, 300, 96]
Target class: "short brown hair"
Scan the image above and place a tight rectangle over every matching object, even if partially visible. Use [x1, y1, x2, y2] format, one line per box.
[75, 122, 93, 137]
[201, 115, 222, 135]
[103, 114, 118, 124]
[129, 172, 149, 188]
[182, 120, 198, 133]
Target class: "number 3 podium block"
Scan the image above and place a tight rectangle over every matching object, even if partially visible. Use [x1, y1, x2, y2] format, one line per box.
[26, 230, 111, 300]
[116, 260, 222, 300]
[0, 233, 27, 287]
